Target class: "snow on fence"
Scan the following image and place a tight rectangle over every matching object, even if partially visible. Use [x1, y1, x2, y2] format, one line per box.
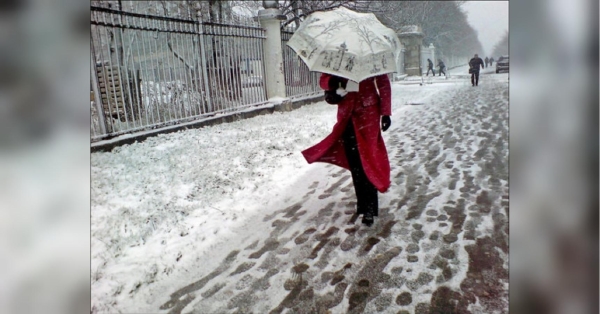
[91, 7, 269, 141]
[281, 26, 321, 99]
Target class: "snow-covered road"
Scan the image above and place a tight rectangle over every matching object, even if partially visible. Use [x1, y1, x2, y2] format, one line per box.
[92, 71, 509, 313]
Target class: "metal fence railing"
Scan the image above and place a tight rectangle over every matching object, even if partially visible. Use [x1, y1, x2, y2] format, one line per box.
[281, 26, 321, 99]
[90, 7, 268, 141]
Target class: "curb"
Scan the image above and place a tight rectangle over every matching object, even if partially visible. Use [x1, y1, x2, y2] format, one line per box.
[91, 94, 324, 153]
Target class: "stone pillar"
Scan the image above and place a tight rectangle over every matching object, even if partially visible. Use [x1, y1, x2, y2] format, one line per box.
[258, 1, 287, 100]
[398, 25, 424, 76]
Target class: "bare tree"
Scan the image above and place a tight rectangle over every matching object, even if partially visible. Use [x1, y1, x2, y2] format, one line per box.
[369, 1, 483, 65]
[491, 31, 508, 58]
[229, 0, 370, 29]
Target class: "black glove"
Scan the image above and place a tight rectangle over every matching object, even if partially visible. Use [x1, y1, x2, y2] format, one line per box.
[381, 115, 391, 132]
[328, 75, 348, 91]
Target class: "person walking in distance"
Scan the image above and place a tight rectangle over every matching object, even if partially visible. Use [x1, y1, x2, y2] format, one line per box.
[302, 74, 392, 226]
[426, 58, 435, 76]
[485, 56, 489, 68]
[437, 59, 446, 76]
[469, 54, 485, 86]
[489, 57, 495, 67]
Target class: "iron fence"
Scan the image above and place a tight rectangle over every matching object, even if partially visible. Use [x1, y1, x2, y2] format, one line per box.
[281, 26, 321, 99]
[90, 7, 268, 141]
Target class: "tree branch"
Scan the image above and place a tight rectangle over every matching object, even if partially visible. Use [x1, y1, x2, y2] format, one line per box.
[160, 1, 194, 71]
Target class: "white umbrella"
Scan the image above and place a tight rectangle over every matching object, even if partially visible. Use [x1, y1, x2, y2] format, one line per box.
[286, 7, 401, 83]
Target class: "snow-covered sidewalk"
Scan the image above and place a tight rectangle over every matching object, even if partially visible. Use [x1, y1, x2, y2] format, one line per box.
[92, 72, 509, 313]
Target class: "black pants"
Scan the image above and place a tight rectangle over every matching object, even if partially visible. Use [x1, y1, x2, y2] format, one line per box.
[471, 71, 480, 86]
[426, 67, 435, 76]
[342, 121, 378, 217]
[439, 68, 446, 76]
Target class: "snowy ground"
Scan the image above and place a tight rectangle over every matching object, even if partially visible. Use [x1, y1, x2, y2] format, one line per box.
[92, 70, 509, 313]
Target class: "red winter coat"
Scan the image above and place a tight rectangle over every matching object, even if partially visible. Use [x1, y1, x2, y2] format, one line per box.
[301, 73, 392, 192]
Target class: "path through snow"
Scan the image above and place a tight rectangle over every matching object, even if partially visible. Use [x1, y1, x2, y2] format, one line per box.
[92, 72, 508, 314]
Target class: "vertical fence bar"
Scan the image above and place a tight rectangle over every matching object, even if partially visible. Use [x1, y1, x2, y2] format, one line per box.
[183, 22, 200, 117]
[247, 28, 255, 103]
[205, 25, 218, 112]
[234, 27, 244, 105]
[251, 27, 260, 103]
[229, 26, 237, 110]
[117, 11, 134, 128]
[150, 16, 166, 123]
[217, 25, 228, 112]
[230, 28, 242, 110]
[120, 15, 139, 129]
[216, 25, 229, 112]
[170, 20, 184, 120]
[177, 20, 192, 119]
[225, 28, 235, 111]
[161, 19, 174, 121]
[227, 26, 236, 111]
[126, 15, 143, 128]
[258, 28, 267, 102]
[204, 24, 216, 112]
[193, 22, 206, 115]
[90, 44, 107, 136]
[214, 25, 228, 112]
[207, 25, 219, 112]
[249, 27, 258, 103]
[232, 28, 242, 110]
[143, 16, 158, 125]
[177, 21, 190, 118]
[132, 15, 150, 127]
[211, 25, 229, 111]
[138, 16, 157, 126]
[188, 22, 200, 114]
[281, 30, 288, 96]
[198, 22, 212, 113]
[151, 17, 169, 123]
[179, 22, 193, 118]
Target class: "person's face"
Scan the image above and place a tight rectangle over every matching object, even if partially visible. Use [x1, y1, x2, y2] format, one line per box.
[475, 54, 478, 58]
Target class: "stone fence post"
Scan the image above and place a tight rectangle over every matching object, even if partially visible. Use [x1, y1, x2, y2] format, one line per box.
[398, 25, 424, 76]
[258, 1, 287, 100]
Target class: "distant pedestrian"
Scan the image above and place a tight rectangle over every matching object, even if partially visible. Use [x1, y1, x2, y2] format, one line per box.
[485, 57, 489, 68]
[437, 59, 446, 76]
[468, 53, 485, 86]
[489, 57, 495, 67]
[303, 73, 392, 227]
[426, 58, 435, 76]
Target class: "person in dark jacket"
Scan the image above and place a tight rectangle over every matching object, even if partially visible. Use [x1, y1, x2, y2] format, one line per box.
[469, 54, 485, 86]
[489, 57, 494, 67]
[437, 59, 446, 76]
[485, 56, 489, 68]
[426, 58, 435, 76]
[303, 74, 392, 226]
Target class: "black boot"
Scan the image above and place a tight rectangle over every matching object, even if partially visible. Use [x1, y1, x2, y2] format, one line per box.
[362, 214, 374, 226]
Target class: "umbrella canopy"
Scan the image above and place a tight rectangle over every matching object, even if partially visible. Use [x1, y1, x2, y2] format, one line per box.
[286, 7, 401, 83]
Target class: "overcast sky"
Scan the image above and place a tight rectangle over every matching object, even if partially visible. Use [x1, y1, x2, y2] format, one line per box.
[462, 1, 509, 57]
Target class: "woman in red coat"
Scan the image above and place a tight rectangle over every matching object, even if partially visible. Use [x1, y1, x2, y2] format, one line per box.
[302, 73, 392, 226]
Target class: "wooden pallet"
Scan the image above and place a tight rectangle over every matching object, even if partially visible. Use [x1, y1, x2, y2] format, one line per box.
[96, 64, 126, 119]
